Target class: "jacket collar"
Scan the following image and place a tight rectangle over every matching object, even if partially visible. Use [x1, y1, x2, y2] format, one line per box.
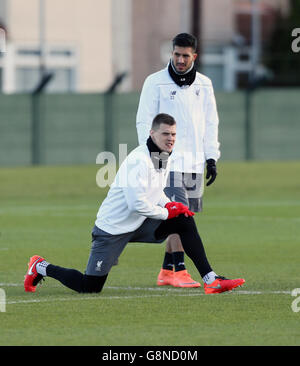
[168, 59, 196, 87]
[146, 136, 171, 170]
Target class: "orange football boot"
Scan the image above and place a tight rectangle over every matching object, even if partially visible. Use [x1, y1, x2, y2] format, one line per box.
[204, 276, 245, 294]
[24, 255, 45, 292]
[157, 269, 174, 286]
[172, 270, 201, 288]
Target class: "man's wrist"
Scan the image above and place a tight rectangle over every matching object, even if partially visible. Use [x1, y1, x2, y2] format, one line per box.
[206, 159, 216, 166]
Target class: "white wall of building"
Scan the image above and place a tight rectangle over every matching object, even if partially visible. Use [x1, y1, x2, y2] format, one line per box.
[2, 0, 113, 93]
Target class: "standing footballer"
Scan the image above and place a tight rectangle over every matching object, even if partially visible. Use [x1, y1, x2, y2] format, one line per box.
[136, 33, 220, 288]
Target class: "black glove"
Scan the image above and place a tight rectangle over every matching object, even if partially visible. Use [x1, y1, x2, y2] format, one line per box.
[206, 159, 217, 186]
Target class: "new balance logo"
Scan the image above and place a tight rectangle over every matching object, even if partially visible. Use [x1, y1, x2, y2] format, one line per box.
[170, 91, 176, 100]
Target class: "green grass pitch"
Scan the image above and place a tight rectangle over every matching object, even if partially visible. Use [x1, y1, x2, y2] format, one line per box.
[0, 161, 300, 346]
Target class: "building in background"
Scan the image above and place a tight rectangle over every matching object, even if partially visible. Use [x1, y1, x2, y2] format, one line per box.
[0, 0, 291, 93]
[129, 0, 290, 91]
[0, 0, 113, 93]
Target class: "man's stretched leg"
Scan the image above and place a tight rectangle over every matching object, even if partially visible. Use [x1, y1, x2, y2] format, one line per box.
[155, 215, 245, 294]
[24, 254, 108, 293]
[24, 226, 130, 293]
[46, 265, 108, 293]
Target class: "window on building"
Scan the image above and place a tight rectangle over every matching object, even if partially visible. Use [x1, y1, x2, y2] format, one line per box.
[12, 45, 77, 93]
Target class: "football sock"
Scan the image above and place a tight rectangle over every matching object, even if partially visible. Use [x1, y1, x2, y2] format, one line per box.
[202, 271, 217, 284]
[172, 251, 186, 272]
[45, 264, 107, 293]
[162, 252, 174, 271]
[36, 260, 49, 277]
[46, 264, 86, 292]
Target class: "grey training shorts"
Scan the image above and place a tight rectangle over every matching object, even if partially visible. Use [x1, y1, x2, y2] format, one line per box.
[85, 219, 166, 277]
[164, 171, 204, 212]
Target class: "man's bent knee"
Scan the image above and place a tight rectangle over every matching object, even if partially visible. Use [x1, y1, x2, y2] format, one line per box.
[81, 274, 108, 293]
[174, 215, 196, 231]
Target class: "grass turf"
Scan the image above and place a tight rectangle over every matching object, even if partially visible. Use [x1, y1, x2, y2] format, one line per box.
[0, 161, 300, 346]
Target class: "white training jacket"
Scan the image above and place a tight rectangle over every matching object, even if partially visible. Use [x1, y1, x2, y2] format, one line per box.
[95, 144, 171, 235]
[136, 66, 221, 173]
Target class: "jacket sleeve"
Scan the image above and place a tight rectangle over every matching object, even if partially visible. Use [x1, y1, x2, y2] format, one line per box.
[136, 75, 160, 145]
[122, 161, 169, 220]
[158, 192, 171, 208]
[203, 80, 221, 162]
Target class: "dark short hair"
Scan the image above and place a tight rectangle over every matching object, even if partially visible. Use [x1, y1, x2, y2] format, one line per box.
[172, 33, 197, 52]
[151, 113, 176, 130]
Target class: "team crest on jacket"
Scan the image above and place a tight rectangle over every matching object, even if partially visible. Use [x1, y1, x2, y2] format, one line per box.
[195, 89, 200, 96]
[170, 90, 176, 100]
[96, 260, 103, 271]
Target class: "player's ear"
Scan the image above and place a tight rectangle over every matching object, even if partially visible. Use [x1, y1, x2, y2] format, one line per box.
[193, 53, 198, 61]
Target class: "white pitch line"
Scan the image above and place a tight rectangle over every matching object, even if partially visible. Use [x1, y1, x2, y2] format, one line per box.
[7, 293, 200, 305]
[5, 290, 292, 305]
[1, 283, 204, 293]
[0, 283, 292, 295]
[106, 286, 291, 295]
[1, 284, 292, 306]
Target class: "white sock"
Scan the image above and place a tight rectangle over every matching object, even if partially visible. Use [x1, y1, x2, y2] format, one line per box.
[36, 260, 49, 277]
[202, 271, 217, 285]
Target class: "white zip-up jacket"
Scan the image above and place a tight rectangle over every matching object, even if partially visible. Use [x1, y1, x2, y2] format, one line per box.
[95, 144, 171, 235]
[136, 66, 221, 173]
